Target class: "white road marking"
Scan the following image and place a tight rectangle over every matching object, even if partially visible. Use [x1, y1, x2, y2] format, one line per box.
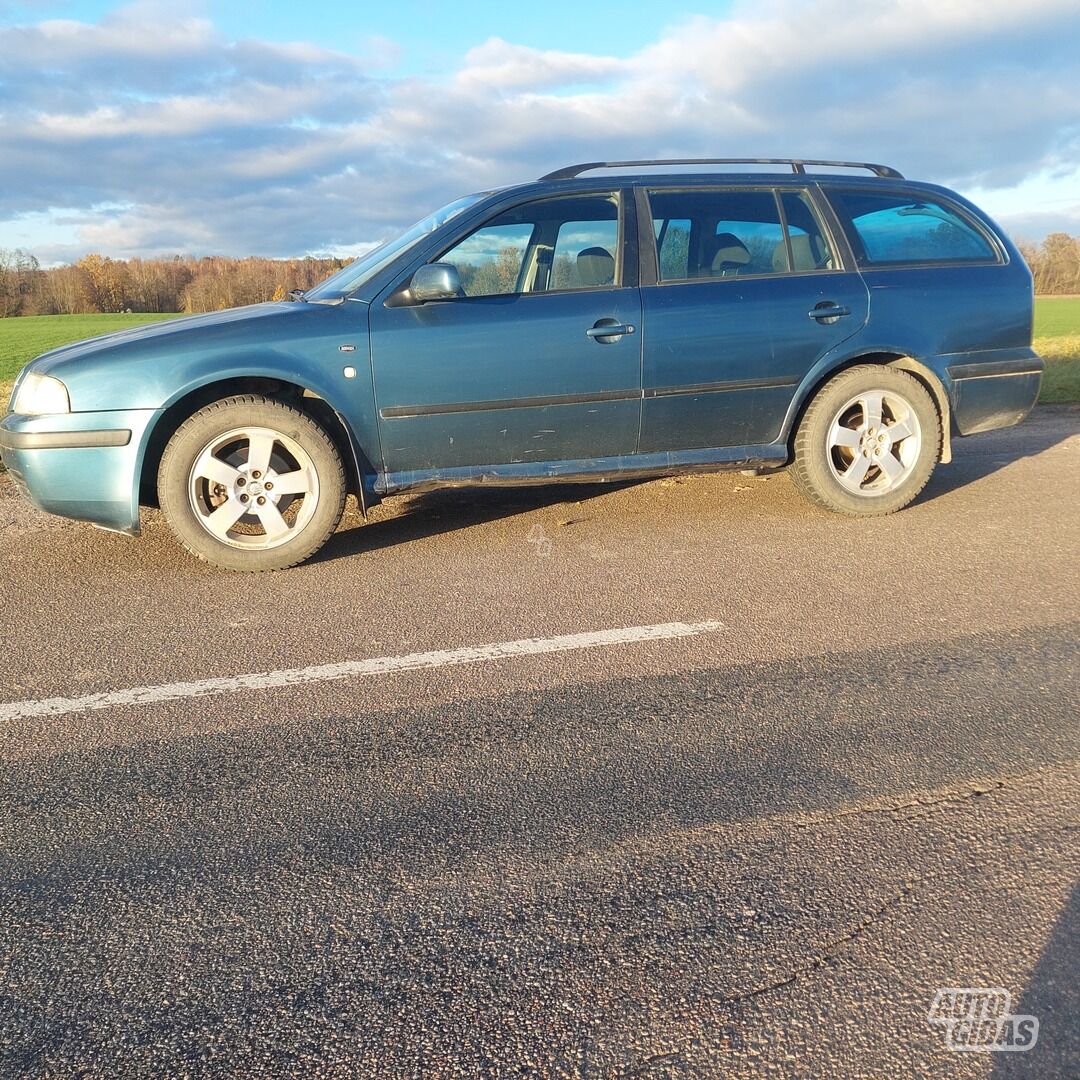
[0, 620, 725, 724]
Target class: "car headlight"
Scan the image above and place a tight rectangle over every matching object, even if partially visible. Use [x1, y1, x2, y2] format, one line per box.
[11, 372, 71, 416]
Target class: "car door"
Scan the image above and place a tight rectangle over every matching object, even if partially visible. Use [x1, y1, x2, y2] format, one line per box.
[368, 190, 642, 482]
[638, 185, 869, 451]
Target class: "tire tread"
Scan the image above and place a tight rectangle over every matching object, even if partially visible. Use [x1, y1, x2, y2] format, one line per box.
[158, 394, 346, 571]
[789, 365, 941, 516]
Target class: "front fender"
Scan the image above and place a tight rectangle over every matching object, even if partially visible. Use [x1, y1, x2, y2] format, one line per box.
[133, 349, 381, 518]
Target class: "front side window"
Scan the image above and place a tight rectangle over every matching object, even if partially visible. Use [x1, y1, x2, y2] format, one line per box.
[647, 189, 836, 282]
[551, 219, 620, 290]
[438, 194, 620, 298]
[827, 189, 997, 266]
[440, 224, 533, 297]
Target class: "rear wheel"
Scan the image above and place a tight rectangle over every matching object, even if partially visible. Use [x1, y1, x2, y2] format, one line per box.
[789, 365, 940, 516]
[158, 395, 345, 571]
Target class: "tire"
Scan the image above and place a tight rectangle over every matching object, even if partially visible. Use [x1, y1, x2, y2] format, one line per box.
[789, 365, 941, 516]
[158, 395, 346, 571]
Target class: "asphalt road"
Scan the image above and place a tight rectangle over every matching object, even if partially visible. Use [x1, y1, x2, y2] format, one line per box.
[1, 407, 1078, 1079]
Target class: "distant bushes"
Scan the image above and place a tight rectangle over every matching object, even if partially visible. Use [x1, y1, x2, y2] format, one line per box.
[0, 251, 349, 317]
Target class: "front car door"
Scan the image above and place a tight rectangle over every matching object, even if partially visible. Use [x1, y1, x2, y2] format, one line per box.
[368, 190, 642, 487]
[637, 184, 869, 452]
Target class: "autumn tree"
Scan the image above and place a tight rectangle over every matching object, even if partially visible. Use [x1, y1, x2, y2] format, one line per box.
[0, 249, 43, 316]
[76, 253, 129, 313]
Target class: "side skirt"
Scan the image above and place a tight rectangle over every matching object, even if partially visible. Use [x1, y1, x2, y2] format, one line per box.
[374, 443, 790, 495]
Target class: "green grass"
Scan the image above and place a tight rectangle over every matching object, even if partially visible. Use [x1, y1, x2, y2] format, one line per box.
[1036, 336, 1080, 403]
[1033, 299, 1080, 403]
[1034, 296, 1080, 339]
[0, 313, 185, 388]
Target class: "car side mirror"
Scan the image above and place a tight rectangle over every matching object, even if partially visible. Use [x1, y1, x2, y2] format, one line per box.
[411, 263, 462, 303]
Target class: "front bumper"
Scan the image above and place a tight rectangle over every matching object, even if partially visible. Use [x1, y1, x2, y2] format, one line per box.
[0, 409, 158, 534]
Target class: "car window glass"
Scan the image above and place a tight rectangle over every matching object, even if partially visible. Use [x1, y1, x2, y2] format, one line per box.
[551, 220, 620, 290]
[828, 190, 996, 265]
[780, 192, 835, 270]
[647, 190, 792, 281]
[438, 194, 620, 297]
[442, 224, 534, 297]
[714, 218, 786, 276]
[654, 217, 691, 280]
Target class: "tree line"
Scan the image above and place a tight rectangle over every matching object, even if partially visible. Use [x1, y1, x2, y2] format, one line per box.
[1017, 233, 1080, 295]
[1, 231, 1078, 318]
[0, 251, 350, 318]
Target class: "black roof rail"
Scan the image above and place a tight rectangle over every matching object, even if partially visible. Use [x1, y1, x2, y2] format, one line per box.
[539, 158, 905, 181]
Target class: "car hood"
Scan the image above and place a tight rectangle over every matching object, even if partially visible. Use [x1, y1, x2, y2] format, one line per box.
[18, 299, 368, 413]
[30, 303, 300, 372]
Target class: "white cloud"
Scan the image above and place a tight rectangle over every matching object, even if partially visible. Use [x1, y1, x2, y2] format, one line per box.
[456, 38, 628, 91]
[0, 0, 1077, 259]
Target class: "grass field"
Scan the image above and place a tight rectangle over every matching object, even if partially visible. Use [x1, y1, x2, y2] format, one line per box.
[0, 313, 185, 388]
[1033, 296, 1080, 339]
[2, 301, 1079, 406]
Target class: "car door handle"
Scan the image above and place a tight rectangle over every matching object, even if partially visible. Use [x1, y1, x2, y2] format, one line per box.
[808, 303, 851, 322]
[587, 322, 636, 339]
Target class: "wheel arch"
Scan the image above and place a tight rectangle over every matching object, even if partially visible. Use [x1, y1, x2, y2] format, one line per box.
[785, 351, 952, 464]
[137, 375, 372, 515]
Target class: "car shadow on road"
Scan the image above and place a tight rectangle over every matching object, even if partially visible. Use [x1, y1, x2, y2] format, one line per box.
[993, 876, 1079, 1078]
[915, 405, 1078, 506]
[311, 478, 647, 563]
[311, 407, 1078, 560]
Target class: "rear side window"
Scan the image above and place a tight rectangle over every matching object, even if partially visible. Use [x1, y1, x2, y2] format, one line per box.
[828, 189, 998, 266]
[779, 192, 835, 271]
[646, 188, 836, 282]
[654, 217, 691, 280]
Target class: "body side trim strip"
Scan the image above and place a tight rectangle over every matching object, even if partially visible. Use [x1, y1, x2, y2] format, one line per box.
[381, 388, 640, 419]
[382, 375, 798, 419]
[645, 376, 797, 398]
[948, 359, 1044, 380]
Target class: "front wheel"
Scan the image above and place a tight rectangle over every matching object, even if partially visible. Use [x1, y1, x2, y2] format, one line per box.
[789, 365, 941, 516]
[158, 395, 346, 571]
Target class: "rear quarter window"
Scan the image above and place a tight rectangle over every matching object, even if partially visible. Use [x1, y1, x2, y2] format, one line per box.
[827, 189, 1000, 267]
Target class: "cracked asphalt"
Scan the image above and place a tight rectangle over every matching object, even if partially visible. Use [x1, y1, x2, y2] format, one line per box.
[1, 406, 1078, 1078]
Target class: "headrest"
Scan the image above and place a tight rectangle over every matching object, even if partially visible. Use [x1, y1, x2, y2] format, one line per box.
[576, 247, 615, 287]
[710, 232, 751, 272]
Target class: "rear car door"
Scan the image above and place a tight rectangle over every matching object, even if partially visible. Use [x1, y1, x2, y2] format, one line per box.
[638, 185, 869, 451]
[368, 190, 642, 481]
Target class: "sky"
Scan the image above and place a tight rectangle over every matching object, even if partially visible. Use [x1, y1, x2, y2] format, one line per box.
[0, 0, 1078, 265]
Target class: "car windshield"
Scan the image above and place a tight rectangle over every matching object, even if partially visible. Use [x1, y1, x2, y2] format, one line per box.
[305, 194, 486, 301]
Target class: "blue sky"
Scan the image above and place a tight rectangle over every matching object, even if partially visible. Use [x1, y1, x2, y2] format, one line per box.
[2, 1, 718, 73]
[0, 0, 1077, 263]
